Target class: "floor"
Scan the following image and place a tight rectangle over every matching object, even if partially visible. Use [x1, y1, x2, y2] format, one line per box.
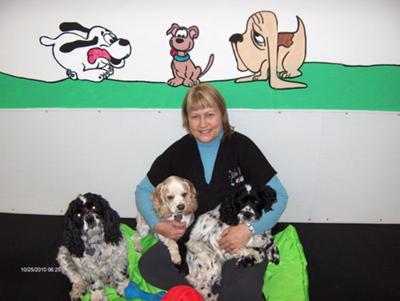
[1, 213, 399, 300]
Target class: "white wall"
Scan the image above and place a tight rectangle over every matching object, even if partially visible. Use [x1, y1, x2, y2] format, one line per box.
[0, 0, 399, 82]
[0, 0, 399, 223]
[1, 109, 399, 223]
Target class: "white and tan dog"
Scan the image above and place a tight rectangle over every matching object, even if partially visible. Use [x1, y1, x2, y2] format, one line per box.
[133, 176, 197, 265]
[40, 22, 131, 82]
[230, 10, 307, 89]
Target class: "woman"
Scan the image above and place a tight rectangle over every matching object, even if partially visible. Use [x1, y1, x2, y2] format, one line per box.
[135, 83, 288, 301]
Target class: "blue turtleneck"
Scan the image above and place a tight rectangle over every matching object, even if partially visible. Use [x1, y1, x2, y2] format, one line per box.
[196, 130, 224, 184]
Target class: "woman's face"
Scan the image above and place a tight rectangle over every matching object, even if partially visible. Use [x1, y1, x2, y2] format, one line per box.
[188, 105, 223, 143]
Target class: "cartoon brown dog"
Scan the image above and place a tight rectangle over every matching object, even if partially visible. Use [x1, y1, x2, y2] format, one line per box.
[230, 11, 307, 89]
[167, 23, 214, 87]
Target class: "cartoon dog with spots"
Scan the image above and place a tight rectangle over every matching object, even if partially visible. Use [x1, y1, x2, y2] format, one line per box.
[40, 22, 132, 82]
[230, 11, 307, 89]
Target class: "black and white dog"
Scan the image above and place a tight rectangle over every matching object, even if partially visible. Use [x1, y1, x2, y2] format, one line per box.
[57, 193, 129, 301]
[185, 183, 280, 301]
[40, 22, 131, 82]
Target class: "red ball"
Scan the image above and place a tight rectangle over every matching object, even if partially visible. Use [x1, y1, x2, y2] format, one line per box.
[162, 285, 204, 301]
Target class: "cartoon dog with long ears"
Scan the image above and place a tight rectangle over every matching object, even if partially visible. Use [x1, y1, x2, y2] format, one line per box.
[167, 23, 214, 87]
[230, 11, 307, 89]
[40, 22, 131, 82]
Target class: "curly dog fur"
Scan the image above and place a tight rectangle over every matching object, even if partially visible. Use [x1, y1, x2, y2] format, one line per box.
[185, 183, 280, 301]
[57, 193, 129, 301]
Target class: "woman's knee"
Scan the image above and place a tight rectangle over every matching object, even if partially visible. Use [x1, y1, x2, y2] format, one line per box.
[218, 259, 267, 301]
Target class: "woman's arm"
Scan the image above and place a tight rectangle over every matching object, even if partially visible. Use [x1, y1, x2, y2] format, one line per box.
[252, 175, 289, 234]
[135, 176, 160, 229]
[219, 175, 288, 253]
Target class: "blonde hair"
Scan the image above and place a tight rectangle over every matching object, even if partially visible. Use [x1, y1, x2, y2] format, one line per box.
[181, 83, 234, 136]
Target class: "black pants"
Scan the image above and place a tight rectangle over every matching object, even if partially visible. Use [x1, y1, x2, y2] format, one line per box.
[139, 241, 267, 301]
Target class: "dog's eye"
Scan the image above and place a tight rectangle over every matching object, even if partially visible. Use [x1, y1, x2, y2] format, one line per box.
[252, 30, 265, 47]
[91, 206, 96, 211]
[104, 33, 117, 44]
[176, 29, 187, 38]
[182, 192, 187, 198]
[167, 195, 174, 201]
[76, 213, 82, 218]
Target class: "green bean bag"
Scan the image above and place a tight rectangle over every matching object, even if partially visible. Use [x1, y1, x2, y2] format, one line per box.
[263, 225, 309, 301]
[81, 224, 309, 301]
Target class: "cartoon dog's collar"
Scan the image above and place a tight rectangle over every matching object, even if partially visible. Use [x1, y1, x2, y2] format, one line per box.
[174, 54, 190, 62]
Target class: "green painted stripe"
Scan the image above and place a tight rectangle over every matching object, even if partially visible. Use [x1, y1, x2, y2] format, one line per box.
[1, 63, 399, 111]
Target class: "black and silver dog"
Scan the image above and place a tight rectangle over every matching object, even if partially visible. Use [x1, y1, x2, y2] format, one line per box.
[185, 182, 280, 301]
[57, 193, 129, 301]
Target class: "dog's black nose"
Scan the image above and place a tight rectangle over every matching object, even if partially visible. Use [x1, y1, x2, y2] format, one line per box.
[119, 39, 130, 46]
[85, 215, 95, 224]
[229, 34, 243, 43]
[177, 204, 185, 211]
[243, 211, 253, 220]
[175, 38, 184, 44]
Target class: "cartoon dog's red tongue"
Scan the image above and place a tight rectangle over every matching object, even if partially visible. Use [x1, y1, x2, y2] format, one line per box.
[87, 48, 111, 64]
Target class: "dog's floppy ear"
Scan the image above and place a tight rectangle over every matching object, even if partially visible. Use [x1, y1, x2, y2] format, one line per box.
[188, 26, 199, 39]
[253, 11, 305, 89]
[58, 22, 100, 53]
[60, 37, 99, 53]
[152, 182, 171, 218]
[183, 178, 198, 214]
[219, 192, 239, 225]
[59, 22, 90, 33]
[166, 23, 180, 36]
[258, 185, 277, 212]
[61, 199, 85, 257]
[95, 195, 122, 245]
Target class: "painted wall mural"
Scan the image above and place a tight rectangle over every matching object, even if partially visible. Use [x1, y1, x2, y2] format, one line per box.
[40, 22, 132, 82]
[0, 0, 399, 110]
[229, 11, 306, 89]
[166, 23, 214, 87]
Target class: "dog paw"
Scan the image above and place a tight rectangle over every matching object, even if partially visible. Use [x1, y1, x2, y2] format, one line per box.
[117, 279, 130, 296]
[66, 69, 78, 80]
[134, 245, 143, 252]
[99, 70, 111, 81]
[236, 255, 256, 267]
[133, 240, 143, 252]
[205, 292, 219, 301]
[268, 251, 280, 264]
[106, 65, 114, 75]
[171, 255, 182, 265]
[90, 290, 106, 301]
[70, 281, 86, 300]
[192, 79, 200, 86]
[168, 78, 183, 87]
[267, 245, 280, 264]
[235, 76, 254, 83]
[279, 70, 302, 79]
[183, 79, 195, 87]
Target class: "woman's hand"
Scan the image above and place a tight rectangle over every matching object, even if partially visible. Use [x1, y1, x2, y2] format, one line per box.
[154, 220, 187, 241]
[219, 224, 252, 254]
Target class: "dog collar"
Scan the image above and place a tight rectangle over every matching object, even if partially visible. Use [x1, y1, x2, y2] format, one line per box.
[174, 54, 190, 62]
